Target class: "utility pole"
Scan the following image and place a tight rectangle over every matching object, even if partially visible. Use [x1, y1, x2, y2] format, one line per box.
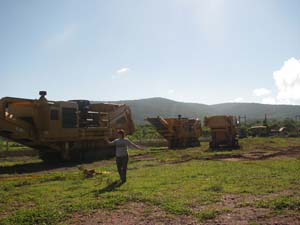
[263, 114, 268, 126]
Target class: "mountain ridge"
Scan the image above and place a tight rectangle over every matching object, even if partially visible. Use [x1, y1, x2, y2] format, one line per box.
[97, 97, 300, 124]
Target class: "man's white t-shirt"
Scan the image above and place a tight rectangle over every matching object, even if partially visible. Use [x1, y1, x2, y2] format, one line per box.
[112, 138, 134, 157]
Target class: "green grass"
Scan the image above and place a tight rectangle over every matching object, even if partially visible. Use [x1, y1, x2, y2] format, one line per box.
[0, 139, 30, 151]
[0, 137, 300, 224]
[0, 157, 41, 167]
[195, 208, 224, 221]
[0, 207, 65, 225]
[240, 136, 300, 149]
[255, 195, 300, 211]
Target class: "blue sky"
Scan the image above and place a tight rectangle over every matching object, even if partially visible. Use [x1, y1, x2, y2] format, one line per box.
[1, 0, 300, 104]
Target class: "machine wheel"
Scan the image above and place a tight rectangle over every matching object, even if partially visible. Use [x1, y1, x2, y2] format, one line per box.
[68, 149, 84, 162]
[81, 146, 116, 161]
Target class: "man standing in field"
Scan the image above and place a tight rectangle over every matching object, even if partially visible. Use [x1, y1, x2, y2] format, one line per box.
[106, 129, 144, 183]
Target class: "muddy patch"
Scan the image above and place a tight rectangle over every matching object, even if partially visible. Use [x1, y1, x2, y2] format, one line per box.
[69, 202, 199, 225]
[190, 191, 300, 225]
[242, 146, 300, 160]
[132, 154, 156, 161]
[199, 146, 300, 162]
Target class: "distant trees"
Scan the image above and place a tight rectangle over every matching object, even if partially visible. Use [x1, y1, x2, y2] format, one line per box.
[129, 125, 162, 141]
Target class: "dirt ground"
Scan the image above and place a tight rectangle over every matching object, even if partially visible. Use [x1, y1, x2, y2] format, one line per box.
[200, 191, 300, 225]
[69, 191, 300, 225]
[69, 201, 300, 225]
[69, 202, 199, 225]
[210, 207, 300, 225]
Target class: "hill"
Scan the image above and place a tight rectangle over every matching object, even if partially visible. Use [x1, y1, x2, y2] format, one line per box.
[105, 97, 300, 124]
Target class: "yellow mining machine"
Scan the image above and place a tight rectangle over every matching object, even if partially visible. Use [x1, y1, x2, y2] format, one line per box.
[0, 91, 135, 161]
[146, 115, 202, 149]
[204, 115, 239, 149]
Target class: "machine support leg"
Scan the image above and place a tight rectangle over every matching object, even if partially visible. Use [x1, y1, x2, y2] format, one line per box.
[62, 142, 70, 160]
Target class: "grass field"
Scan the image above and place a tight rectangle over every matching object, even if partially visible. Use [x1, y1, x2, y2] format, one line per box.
[0, 137, 300, 224]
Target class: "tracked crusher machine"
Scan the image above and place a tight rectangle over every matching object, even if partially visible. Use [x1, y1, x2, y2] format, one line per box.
[0, 91, 135, 161]
[204, 115, 239, 149]
[146, 115, 202, 149]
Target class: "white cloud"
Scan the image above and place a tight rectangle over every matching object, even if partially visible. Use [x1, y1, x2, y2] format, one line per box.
[112, 67, 130, 79]
[273, 57, 300, 104]
[261, 97, 276, 105]
[232, 97, 244, 102]
[44, 24, 77, 48]
[250, 58, 300, 105]
[253, 88, 271, 97]
[116, 68, 130, 74]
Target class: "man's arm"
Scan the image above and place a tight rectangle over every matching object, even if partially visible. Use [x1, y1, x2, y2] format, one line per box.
[105, 137, 115, 145]
[126, 139, 144, 150]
